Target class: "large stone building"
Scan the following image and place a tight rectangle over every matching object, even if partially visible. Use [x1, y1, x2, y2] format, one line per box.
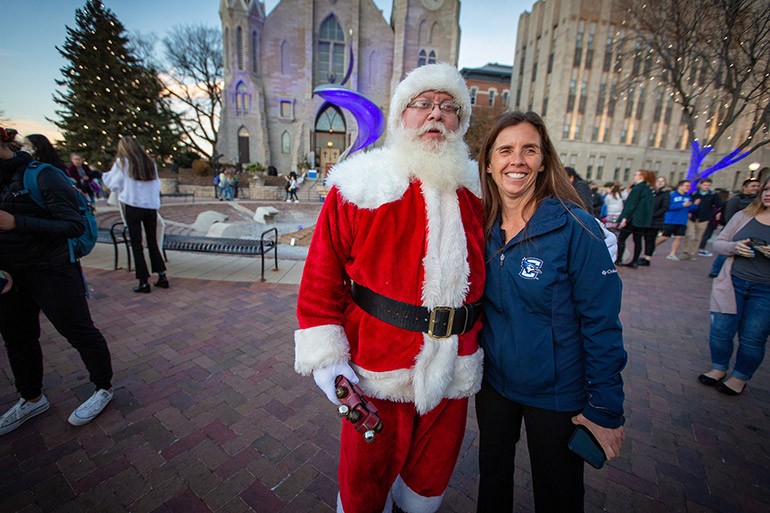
[511, 0, 769, 190]
[216, 0, 461, 174]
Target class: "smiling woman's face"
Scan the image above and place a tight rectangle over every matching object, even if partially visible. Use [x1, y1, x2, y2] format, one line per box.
[486, 122, 545, 207]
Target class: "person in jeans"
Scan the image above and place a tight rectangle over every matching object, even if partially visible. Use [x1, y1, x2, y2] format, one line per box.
[102, 136, 168, 293]
[0, 126, 113, 435]
[710, 178, 761, 277]
[680, 178, 722, 260]
[698, 176, 770, 396]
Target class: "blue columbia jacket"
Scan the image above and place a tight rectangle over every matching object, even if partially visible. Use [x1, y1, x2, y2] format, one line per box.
[663, 190, 691, 226]
[481, 199, 626, 429]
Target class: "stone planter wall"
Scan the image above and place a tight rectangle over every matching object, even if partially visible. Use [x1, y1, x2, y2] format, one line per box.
[159, 178, 178, 194]
[175, 184, 283, 201]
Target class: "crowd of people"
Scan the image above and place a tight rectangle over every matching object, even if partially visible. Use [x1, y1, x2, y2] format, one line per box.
[1, 62, 768, 513]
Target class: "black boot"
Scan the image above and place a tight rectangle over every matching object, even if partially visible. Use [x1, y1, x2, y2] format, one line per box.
[133, 281, 151, 293]
[154, 274, 169, 288]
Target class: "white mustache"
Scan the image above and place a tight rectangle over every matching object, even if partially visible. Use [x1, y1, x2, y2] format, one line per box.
[417, 122, 448, 137]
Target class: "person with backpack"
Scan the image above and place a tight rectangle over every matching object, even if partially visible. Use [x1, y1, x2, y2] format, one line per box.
[0, 126, 114, 435]
[102, 136, 168, 293]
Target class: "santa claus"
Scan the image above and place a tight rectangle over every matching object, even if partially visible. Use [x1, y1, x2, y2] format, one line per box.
[295, 63, 485, 513]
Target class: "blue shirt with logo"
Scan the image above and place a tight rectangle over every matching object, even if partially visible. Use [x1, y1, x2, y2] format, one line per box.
[481, 198, 626, 428]
[663, 190, 692, 226]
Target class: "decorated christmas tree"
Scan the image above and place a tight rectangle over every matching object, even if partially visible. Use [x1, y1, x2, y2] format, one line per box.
[53, 0, 178, 170]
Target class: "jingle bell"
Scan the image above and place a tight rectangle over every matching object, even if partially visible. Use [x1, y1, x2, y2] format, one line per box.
[364, 430, 376, 443]
[337, 405, 350, 417]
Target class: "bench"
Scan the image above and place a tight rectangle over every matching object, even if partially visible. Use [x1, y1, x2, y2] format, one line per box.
[104, 223, 279, 281]
[160, 192, 195, 203]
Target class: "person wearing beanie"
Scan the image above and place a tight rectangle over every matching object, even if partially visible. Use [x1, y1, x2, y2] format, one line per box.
[294, 63, 484, 513]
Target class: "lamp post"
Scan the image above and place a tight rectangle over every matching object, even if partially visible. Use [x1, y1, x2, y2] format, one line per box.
[749, 162, 760, 178]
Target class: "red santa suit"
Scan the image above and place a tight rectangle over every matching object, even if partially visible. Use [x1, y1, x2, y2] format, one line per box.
[295, 137, 485, 512]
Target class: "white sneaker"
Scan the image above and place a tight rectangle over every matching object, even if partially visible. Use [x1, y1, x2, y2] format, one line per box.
[666, 254, 680, 261]
[697, 250, 713, 256]
[68, 389, 112, 426]
[294, 199, 299, 203]
[286, 199, 291, 202]
[0, 396, 50, 435]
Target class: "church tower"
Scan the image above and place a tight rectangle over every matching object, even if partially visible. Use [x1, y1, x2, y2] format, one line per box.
[217, 0, 269, 166]
[390, 0, 461, 95]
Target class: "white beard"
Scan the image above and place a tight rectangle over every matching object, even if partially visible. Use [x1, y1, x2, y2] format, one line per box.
[387, 123, 470, 192]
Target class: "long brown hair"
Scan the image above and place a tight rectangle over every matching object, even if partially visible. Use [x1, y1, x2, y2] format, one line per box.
[114, 136, 155, 181]
[477, 111, 583, 238]
[744, 176, 769, 217]
[637, 169, 656, 187]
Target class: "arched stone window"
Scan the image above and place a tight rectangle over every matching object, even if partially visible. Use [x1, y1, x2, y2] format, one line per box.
[281, 131, 291, 154]
[224, 27, 230, 69]
[281, 40, 289, 75]
[235, 82, 249, 115]
[236, 27, 244, 70]
[418, 20, 427, 44]
[238, 126, 250, 164]
[428, 50, 436, 64]
[315, 105, 346, 133]
[418, 49, 427, 67]
[251, 31, 258, 74]
[430, 22, 439, 44]
[316, 15, 345, 84]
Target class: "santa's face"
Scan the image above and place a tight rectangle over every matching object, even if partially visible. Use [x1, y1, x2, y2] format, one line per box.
[401, 90, 460, 144]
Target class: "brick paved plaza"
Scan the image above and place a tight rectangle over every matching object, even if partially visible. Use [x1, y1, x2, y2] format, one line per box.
[1, 242, 769, 512]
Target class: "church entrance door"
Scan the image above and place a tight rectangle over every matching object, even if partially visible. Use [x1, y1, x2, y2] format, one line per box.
[320, 148, 341, 174]
[315, 105, 346, 176]
[238, 127, 250, 164]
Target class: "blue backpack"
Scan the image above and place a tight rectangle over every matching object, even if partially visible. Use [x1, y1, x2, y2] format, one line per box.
[22, 161, 98, 262]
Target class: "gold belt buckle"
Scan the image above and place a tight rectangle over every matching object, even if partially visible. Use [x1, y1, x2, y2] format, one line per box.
[428, 306, 455, 340]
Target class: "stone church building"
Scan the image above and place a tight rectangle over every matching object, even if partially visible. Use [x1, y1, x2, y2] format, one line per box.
[216, 0, 461, 174]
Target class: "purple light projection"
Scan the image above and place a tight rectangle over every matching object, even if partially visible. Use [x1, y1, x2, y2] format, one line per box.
[686, 140, 751, 191]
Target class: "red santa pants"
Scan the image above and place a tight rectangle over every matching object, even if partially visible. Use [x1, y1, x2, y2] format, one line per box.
[338, 396, 468, 513]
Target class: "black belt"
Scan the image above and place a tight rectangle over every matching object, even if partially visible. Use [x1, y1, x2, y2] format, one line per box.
[350, 282, 483, 340]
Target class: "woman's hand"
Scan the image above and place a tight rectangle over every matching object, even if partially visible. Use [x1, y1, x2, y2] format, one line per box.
[734, 239, 755, 258]
[572, 414, 625, 461]
[756, 244, 770, 259]
[618, 218, 627, 230]
[0, 210, 16, 230]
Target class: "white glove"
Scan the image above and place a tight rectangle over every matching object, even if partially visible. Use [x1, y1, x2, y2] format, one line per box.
[597, 220, 618, 262]
[313, 362, 359, 405]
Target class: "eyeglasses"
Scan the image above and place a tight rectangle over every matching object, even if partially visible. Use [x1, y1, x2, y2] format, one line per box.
[407, 99, 460, 115]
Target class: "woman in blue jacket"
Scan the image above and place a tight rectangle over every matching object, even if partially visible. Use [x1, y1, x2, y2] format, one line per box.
[475, 112, 627, 513]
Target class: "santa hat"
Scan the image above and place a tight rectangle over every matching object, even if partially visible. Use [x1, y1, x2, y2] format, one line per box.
[387, 63, 471, 136]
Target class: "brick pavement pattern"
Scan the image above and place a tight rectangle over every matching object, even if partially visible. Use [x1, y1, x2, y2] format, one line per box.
[1, 250, 769, 512]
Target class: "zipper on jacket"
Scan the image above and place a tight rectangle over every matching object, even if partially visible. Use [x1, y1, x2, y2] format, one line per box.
[500, 253, 505, 267]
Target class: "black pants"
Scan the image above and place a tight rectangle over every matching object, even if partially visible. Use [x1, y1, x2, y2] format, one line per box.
[616, 223, 645, 263]
[0, 263, 113, 400]
[700, 223, 717, 250]
[476, 381, 584, 513]
[125, 204, 166, 282]
[643, 226, 659, 258]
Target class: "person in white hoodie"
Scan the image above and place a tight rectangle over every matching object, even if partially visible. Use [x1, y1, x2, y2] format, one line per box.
[103, 136, 168, 293]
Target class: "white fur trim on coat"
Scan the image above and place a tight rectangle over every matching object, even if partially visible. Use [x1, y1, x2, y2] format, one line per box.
[351, 347, 484, 414]
[392, 475, 444, 513]
[388, 63, 472, 136]
[328, 146, 480, 209]
[294, 324, 350, 375]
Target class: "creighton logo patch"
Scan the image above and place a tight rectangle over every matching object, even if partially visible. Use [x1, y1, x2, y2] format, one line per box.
[520, 257, 544, 280]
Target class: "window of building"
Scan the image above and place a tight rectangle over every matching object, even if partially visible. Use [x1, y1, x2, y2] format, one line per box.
[603, 123, 611, 143]
[614, 158, 622, 181]
[567, 71, 577, 111]
[418, 20, 427, 44]
[418, 49, 427, 67]
[563, 114, 571, 139]
[625, 87, 635, 118]
[636, 86, 645, 119]
[532, 37, 540, 82]
[592, 126, 599, 141]
[632, 38, 643, 75]
[470, 87, 478, 105]
[488, 89, 496, 107]
[585, 22, 595, 69]
[624, 159, 633, 182]
[281, 131, 290, 153]
[430, 22, 439, 44]
[315, 105, 346, 133]
[579, 80, 587, 114]
[587, 156, 595, 179]
[548, 25, 557, 74]
[235, 82, 249, 115]
[603, 24, 614, 72]
[317, 15, 345, 84]
[574, 20, 584, 67]
[224, 27, 230, 69]
[281, 40, 289, 75]
[569, 154, 578, 168]
[279, 99, 293, 119]
[237, 27, 244, 70]
[251, 31, 258, 74]
[614, 28, 624, 73]
[631, 129, 639, 144]
[597, 156, 605, 180]
[519, 46, 526, 76]
[575, 115, 583, 140]
[428, 50, 437, 64]
[502, 90, 509, 104]
[653, 91, 663, 121]
[515, 88, 521, 108]
[608, 84, 617, 116]
[596, 81, 606, 115]
[542, 97, 548, 117]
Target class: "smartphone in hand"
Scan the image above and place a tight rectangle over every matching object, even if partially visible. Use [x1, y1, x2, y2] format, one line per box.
[568, 425, 607, 469]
